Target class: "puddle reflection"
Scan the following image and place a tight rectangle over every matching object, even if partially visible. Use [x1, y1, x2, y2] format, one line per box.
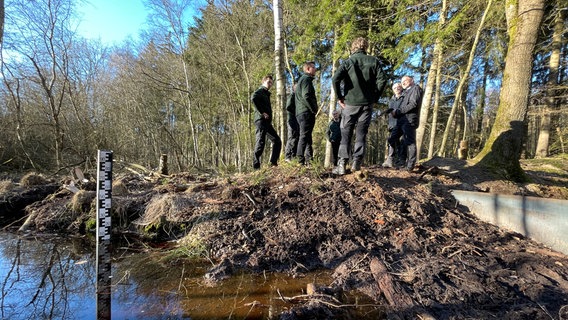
[0, 232, 353, 319]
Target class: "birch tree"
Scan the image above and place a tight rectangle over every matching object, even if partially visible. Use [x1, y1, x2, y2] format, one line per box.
[273, 0, 286, 146]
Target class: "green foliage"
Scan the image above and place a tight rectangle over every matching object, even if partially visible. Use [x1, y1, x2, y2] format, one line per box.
[0, 0, 559, 175]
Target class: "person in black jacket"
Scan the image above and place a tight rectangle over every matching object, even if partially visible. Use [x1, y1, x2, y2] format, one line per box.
[327, 111, 341, 166]
[383, 82, 405, 168]
[251, 75, 282, 169]
[285, 84, 299, 162]
[389, 75, 423, 171]
[331, 37, 387, 175]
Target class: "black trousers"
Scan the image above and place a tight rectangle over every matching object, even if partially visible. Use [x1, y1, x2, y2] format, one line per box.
[387, 117, 417, 169]
[338, 104, 373, 163]
[386, 129, 406, 165]
[253, 119, 282, 168]
[285, 117, 299, 160]
[296, 111, 315, 164]
[330, 140, 340, 166]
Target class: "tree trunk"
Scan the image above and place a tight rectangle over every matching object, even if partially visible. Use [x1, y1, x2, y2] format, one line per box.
[274, 0, 286, 151]
[439, 0, 493, 157]
[427, 48, 444, 159]
[417, 0, 447, 160]
[473, 0, 545, 181]
[325, 33, 340, 168]
[535, 6, 563, 158]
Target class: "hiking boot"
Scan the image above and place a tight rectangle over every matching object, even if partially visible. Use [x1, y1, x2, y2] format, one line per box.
[382, 158, 394, 168]
[351, 160, 362, 172]
[332, 159, 346, 176]
[394, 160, 406, 168]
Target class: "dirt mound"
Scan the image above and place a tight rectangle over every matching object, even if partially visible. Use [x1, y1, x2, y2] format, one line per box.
[2, 157, 568, 319]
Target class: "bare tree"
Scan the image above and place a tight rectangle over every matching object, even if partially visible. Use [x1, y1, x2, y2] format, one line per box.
[5, 0, 78, 169]
[145, 0, 201, 166]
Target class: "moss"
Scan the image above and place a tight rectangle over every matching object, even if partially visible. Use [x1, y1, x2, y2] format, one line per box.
[85, 218, 97, 233]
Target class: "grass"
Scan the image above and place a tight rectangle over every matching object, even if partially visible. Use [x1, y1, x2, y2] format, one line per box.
[522, 154, 568, 174]
[170, 234, 209, 260]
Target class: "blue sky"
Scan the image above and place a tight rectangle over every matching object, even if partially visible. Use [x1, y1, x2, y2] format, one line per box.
[77, 0, 148, 45]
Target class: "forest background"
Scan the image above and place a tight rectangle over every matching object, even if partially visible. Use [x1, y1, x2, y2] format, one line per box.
[0, 0, 565, 180]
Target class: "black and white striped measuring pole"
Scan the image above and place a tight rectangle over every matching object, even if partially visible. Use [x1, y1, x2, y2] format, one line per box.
[96, 150, 113, 320]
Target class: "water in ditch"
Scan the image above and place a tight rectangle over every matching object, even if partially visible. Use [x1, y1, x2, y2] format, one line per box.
[0, 231, 382, 319]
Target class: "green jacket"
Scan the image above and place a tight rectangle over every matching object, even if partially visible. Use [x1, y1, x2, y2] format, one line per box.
[332, 50, 387, 106]
[286, 91, 296, 120]
[327, 119, 341, 142]
[251, 85, 272, 122]
[294, 74, 318, 116]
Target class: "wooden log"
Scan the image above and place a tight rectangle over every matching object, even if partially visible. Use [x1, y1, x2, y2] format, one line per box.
[370, 257, 414, 307]
[370, 257, 437, 320]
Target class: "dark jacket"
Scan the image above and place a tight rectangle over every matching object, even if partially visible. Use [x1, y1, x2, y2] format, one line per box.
[394, 84, 423, 127]
[332, 50, 387, 106]
[295, 74, 318, 116]
[251, 86, 272, 122]
[387, 95, 403, 131]
[286, 92, 296, 121]
[327, 120, 341, 142]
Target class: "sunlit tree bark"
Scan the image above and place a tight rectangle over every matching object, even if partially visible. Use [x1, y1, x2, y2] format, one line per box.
[417, 0, 446, 161]
[535, 5, 563, 158]
[473, 0, 545, 181]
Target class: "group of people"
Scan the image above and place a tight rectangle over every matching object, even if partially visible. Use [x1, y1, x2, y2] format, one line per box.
[382, 75, 424, 171]
[252, 61, 318, 169]
[251, 37, 423, 174]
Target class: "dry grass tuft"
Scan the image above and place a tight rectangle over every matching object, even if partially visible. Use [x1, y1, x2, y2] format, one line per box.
[20, 172, 48, 186]
[112, 179, 129, 196]
[140, 193, 195, 226]
[70, 190, 96, 213]
[0, 179, 14, 193]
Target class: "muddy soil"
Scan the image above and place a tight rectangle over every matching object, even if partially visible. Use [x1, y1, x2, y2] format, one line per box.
[1, 157, 568, 319]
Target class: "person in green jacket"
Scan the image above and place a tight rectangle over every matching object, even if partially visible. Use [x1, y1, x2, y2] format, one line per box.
[251, 75, 282, 169]
[331, 37, 387, 175]
[295, 61, 318, 166]
[327, 111, 341, 166]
